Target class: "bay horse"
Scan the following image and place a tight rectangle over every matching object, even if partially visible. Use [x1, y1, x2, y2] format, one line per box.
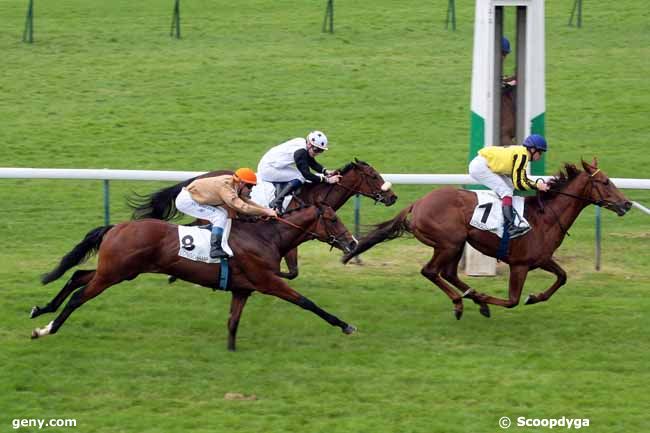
[31, 204, 358, 351]
[343, 159, 632, 319]
[128, 159, 397, 280]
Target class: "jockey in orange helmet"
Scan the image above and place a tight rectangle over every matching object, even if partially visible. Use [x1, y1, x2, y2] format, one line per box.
[176, 168, 277, 258]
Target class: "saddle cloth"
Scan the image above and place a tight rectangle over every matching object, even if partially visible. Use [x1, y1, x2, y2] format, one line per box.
[250, 179, 294, 209]
[469, 191, 530, 239]
[177, 218, 233, 264]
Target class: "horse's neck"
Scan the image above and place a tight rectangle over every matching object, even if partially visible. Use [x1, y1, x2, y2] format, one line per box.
[274, 212, 316, 256]
[532, 175, 591, 240]
[302, 180, 354, 210]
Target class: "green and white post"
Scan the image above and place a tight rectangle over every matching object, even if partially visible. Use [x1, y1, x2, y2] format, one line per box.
[465, 0, 546, 276]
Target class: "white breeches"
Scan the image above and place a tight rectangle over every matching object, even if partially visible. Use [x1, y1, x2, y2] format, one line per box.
[175, 188, 228, 228]
[468, 155, 514, 199]
[257, 164, 305, 184]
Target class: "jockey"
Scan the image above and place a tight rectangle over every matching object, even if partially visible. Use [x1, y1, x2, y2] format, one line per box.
[501, 36, 516, 86]
[175, 168, 277, 259]
[468, 134, 550, 237]
[502, 35, 511, 58]
[257, 131, 342, 211]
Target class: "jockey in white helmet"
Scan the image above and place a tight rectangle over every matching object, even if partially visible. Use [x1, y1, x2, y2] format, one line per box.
[257, 131, 342, 211]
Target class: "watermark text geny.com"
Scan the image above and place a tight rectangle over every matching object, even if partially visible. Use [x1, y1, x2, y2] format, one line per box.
[12, 419, 77, 430]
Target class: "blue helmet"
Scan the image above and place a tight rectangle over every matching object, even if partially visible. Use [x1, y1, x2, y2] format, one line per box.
[523, 134, 548, 152]
[501, 36, 511, 54]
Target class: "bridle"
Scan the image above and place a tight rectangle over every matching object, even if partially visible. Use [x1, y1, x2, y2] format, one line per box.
[546, 169, 617, 208]
[275, 207, 351, 251]
[321, 167, 392, 205]
[541, 169, 618, 236]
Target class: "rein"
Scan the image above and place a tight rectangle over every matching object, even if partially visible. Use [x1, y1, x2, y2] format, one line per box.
[275, 216, 319, 238]
[274, 212, 348, 249]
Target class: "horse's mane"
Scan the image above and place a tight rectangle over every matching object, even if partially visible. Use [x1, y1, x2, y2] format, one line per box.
[234, 204, 314, 225]
[339, 159, 369, 174]
[528, 163, 582, 203]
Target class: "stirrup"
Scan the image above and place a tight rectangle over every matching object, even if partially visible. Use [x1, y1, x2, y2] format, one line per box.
[210, 247, 228, 259]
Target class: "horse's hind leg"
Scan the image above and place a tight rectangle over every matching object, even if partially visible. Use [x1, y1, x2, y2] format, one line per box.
[464, 264, 529, 308]
[30, 270, 95, 319]
[227, 290, 252, 352]
[441, 254, 491, 318]
[525, 259, 567, 305]
[31, 274, 118, 339]
[421, 249, 465, 320]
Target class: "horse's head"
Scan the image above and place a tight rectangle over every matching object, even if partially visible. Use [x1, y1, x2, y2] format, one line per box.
[312, 205, 358, 254]
[581, 158, 632, 216]
[338, 158, 398, 206]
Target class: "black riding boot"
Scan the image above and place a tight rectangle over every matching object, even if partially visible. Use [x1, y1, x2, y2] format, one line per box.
[269, 181, 300, 212]
[210, 228, 228, 259]
[502, 205, 528, 237]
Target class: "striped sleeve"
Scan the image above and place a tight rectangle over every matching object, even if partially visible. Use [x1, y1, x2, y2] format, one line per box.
[511, 154, 536, 191]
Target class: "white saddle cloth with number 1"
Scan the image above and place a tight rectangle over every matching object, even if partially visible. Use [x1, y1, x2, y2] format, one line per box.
[177, 219, 233, 264]
[469, 191, 530, 239]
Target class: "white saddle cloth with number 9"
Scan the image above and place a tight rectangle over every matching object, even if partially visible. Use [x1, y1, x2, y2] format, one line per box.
[469, 191, 530, 238]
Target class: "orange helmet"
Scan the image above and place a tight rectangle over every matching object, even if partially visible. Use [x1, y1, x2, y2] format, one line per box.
[234, 167, 257, 185]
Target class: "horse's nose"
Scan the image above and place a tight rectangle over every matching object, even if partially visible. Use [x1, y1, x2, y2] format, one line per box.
[624, 201, 633, 211]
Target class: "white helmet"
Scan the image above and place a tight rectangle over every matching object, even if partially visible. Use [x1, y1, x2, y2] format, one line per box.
[307, 130, 328, 150]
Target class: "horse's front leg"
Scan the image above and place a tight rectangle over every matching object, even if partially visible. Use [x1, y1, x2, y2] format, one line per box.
[227, 290, 252, 351]
[464, 265, 529, 308]
[259, 274, 355, 335]
[525, 259, 567, 305]
[275, 248, 299, 280]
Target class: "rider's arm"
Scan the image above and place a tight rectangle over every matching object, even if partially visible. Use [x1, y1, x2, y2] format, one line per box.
[511, 153, 537, 191]
[294, 149, 325, 183]
[220, 188, 269, 216]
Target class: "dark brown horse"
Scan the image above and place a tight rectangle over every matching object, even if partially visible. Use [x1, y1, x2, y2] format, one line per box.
[128, 159, 397, 279]
[31, 204, 358, 351]
[343, 159, 632, 319]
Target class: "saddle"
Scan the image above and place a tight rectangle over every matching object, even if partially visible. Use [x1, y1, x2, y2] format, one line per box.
[469, 191, 530, 239]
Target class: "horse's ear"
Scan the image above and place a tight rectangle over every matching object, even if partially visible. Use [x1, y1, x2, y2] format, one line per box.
[354, 157, 359, 164]
[581, 158, 594, 173]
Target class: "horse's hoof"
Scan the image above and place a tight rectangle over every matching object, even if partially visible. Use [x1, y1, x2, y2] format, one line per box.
[479, 305, 491, 318]
[525, 295, 537, 305]
[30, 330, 39, 339]
[454, 309, 463, 320]
[462, 289, 475, 299]
[168, 276, 177, 284]
[342, 325, 357, 335]
[30, 306, 39, 319]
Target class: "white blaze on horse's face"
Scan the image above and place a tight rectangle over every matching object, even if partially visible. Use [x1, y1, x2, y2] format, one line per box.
[381, 181, 392, 192]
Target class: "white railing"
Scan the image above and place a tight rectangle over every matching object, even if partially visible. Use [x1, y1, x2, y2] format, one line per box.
[2, 167, 650, 189]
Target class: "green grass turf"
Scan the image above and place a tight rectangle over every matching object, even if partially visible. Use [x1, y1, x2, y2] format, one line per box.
[1, 0, 649, 432]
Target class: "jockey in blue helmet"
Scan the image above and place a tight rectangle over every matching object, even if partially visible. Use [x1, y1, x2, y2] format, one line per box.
[501, 36, 511, 56]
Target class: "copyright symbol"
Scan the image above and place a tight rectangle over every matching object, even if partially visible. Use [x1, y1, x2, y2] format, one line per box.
[499, 417, 511, 429]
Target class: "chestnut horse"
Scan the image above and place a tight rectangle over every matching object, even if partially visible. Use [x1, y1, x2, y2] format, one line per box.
[128, 159, 397, 279]
[31, 204, 358, 351]
[343, 159, 632, 319]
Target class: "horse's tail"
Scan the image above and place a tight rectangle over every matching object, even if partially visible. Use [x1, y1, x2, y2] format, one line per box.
[41, 225, 114, 285]
[127, 178, 194, 220]
[342, 204, 413, 264]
